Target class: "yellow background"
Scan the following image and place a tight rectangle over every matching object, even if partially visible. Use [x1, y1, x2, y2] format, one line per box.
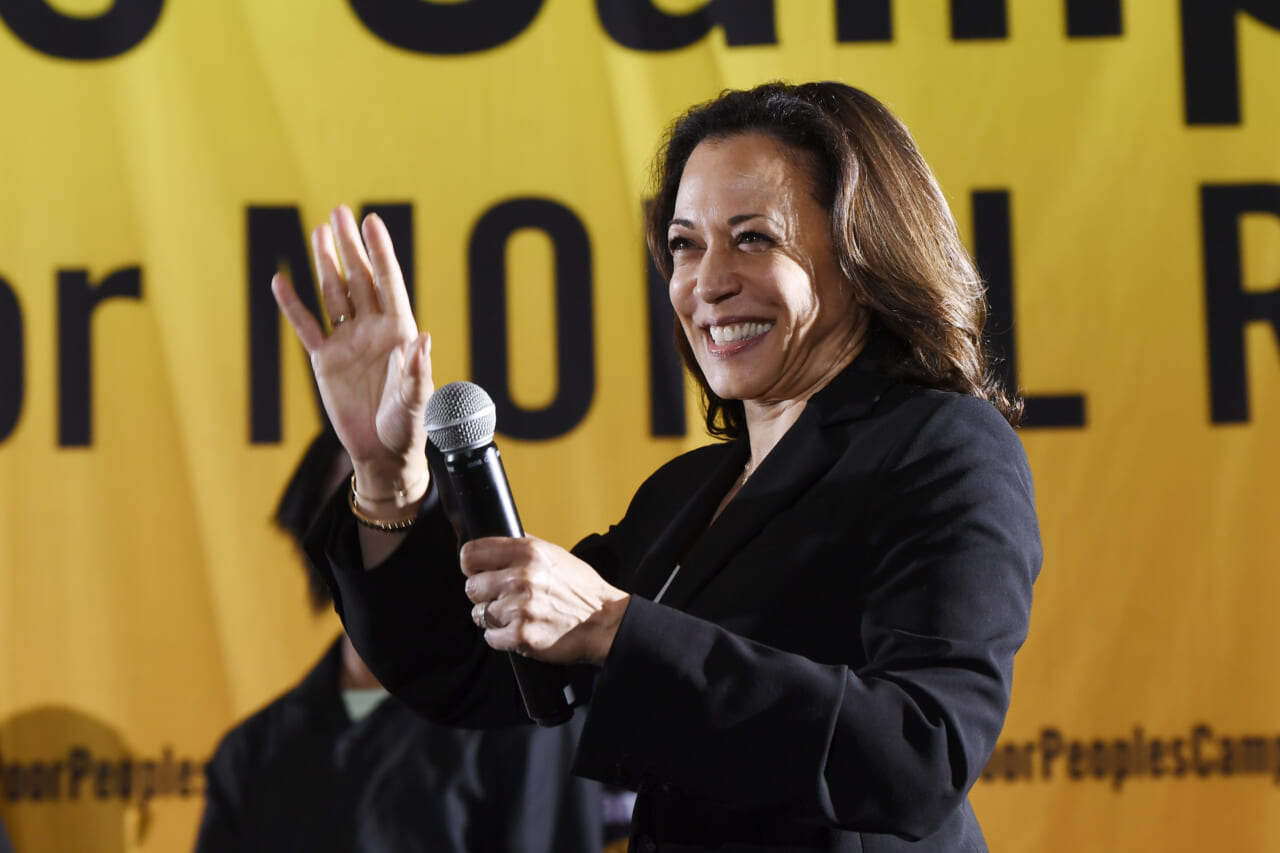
[1, 1, 1278, 850]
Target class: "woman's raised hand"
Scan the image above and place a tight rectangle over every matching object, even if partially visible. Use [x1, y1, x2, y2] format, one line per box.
[272, 206, 432, 501]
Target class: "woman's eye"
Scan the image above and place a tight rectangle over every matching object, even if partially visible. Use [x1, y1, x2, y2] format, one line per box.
[668, 236, 693, 253]
[736, 230, 772, 246]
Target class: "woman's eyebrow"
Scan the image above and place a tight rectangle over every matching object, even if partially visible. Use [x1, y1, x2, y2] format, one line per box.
[669, 213, 769, 229]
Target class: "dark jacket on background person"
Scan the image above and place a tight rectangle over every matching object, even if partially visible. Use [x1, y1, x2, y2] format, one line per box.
[195, 637, 603, 853]
[309, 350, 1042, 852]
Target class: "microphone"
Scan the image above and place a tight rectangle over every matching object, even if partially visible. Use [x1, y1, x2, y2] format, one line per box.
[424, 381, 574, 727]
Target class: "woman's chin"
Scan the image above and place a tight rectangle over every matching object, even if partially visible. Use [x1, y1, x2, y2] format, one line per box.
[695, 344, 775, 403]
[704, 376, 762, 404]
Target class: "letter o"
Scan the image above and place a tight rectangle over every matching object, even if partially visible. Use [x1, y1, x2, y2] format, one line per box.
[0, 0, 163, 60]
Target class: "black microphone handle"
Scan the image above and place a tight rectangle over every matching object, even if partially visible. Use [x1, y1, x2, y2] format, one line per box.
[442, 444, 573, 727]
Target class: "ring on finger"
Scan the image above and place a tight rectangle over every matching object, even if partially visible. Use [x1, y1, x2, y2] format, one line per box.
[480, 600, 492, 630]
[333, 314, 348, 327]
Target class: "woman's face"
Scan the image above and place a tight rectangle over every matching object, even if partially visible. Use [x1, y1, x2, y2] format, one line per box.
[668, 132, 863, 408]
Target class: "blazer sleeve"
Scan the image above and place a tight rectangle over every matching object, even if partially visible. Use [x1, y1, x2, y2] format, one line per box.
[303, 479, 638, 727]
[303, 484, 530, 726]
[573, 394, 1041, 841]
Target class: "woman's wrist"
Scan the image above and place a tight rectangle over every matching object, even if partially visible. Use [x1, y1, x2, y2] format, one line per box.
[350, 463, 427, 566]
[349, 461, 430, 521]
[590, 594, 631, 667]
[351, 458, 429, 499]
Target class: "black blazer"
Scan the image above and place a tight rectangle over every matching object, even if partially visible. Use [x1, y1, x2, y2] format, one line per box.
[311, 355, 1042, 853]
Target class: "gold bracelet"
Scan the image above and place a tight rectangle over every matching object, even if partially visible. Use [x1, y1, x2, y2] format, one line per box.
[348, 475, 419, 531]
[350, 471, 429, 506]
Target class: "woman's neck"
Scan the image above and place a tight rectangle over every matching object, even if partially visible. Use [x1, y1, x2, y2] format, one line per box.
[741, 398, 808, 471]
[740, 309, 870, 472]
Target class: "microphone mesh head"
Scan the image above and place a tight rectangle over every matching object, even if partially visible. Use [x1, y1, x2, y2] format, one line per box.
[424, 381, 497, 452]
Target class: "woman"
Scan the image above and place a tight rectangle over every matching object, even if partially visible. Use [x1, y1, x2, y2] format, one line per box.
[274, 82, 1041, 852]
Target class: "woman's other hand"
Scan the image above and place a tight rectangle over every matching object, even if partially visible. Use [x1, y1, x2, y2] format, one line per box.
[272, 206, 432, 502]
[461, 536, 631, 667]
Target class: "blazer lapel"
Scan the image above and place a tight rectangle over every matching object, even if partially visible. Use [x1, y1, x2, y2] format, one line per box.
[627, 441, 749, 602]
[653, 402, 840, 611]
[628, 355, 897, 609]
[635, 361, 898, 611]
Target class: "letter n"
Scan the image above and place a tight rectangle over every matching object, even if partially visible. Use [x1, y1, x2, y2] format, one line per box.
[1180, 0, 1280, 125]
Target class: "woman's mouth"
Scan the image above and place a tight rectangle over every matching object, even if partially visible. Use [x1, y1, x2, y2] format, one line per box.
[708, 321, 773, 346]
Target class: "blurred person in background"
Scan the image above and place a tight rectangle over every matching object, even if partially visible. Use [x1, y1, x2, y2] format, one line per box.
[194, 428, 613, 852]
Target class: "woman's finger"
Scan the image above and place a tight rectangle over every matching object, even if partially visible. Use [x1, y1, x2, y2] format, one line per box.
[474, 598, 531, 656]
[362, 212, 414, 318]
[272, 272, 326, 353]
[311, 223, 352, 327]
[330, 205, 378, 316]
[473, 599, 510, 631]
[462, 564, 515, 605]
[459, 537, 533, 578]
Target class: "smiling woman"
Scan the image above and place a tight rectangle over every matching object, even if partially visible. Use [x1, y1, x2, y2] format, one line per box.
[648, 82, 1022, 441]
[274, 81, 1042, 852]
[665, 132, 869, 457]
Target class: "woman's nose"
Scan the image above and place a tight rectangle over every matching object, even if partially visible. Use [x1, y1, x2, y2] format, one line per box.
[693, 248, 741, 303]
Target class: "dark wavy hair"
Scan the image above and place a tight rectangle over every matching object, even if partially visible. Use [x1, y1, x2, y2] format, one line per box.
[275, 428, 350, 612]
[645, 81, 1022, 435]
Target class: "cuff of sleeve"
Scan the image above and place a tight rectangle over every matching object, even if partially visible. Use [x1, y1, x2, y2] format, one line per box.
[571, 595, 660, 789]
[302, 480, 474, 687]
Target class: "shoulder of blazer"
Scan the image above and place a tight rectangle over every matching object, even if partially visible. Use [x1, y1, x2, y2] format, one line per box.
[859, 383, 1036, 525]
[870, 382, 1025, 456]
[625, 440, 737, 518]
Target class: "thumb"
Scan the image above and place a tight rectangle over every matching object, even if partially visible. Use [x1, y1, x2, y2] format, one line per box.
[375, 335, 431, 455]
[399, 333, 434, 412]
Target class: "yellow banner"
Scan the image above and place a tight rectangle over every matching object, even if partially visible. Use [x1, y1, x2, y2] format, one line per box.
[1, 2, 1278, 850]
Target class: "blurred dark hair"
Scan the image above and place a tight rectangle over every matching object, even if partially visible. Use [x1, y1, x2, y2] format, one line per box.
[274, 428, 349, 612]
[645, 81, 1023, 436]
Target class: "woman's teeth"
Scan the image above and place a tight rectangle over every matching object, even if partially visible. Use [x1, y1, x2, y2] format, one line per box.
[709, 322, 772, 345]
